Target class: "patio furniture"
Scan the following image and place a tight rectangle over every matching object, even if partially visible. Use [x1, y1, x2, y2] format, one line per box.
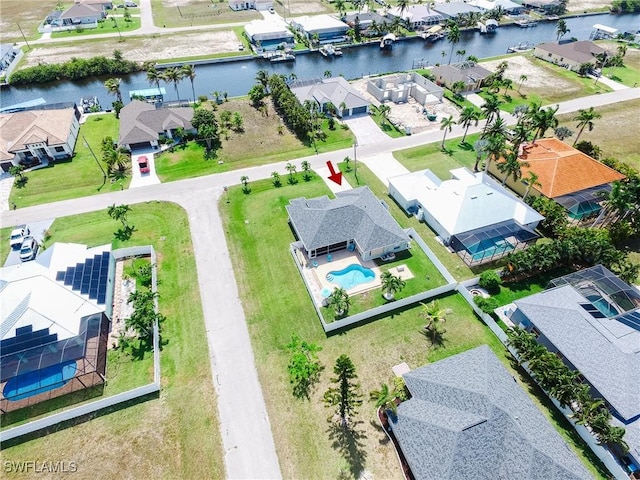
[312, 261, 319, 268]
[327, 254, 333, 262]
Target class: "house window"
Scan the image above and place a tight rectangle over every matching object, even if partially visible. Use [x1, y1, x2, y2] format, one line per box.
[54, 146, 66, 153]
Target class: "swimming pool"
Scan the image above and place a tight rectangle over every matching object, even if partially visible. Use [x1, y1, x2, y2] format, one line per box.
[586, 295, 619, 317]
[327, 264, 375, 290]
[470, 238, 514, 262]
[3, 361, 77, 402]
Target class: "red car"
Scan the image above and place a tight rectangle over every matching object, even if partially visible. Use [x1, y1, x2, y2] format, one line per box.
[137, 156, 150, 174]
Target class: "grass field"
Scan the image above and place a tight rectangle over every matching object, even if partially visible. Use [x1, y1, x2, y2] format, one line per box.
[555, 98, 640, 172]
[1, 202, 224, 479]
[9, 114, 130, 209]
[599, 41, 640, 87]
[221, 176, 609, 479]
[0, 0, 59, 41]
[51, 17, 141, 38]
[150, 0, 259, 28]
[156, 98, 354, 182]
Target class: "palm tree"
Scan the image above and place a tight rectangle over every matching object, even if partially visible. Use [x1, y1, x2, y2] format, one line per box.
[369, 383, 397, 415]
[455, 49, 466, 62]
[497, 151, 529, 186]
[146, 67, 162, 91]
[446, 22, 461, 65]
[480, 94, 502, 123]
[255, 69, 269, 89]
[556, 19, 569, 41]
[458, 106, 480, 144]
[573, 107, 602, 146]
[531, 104, 559, 141]
[440, 115, 456, 150]
[335, 0, 346, 16]
[481, 116, 508, 140]
[483, 133, 506, 173]
[381, 271, 406, 300]
[162, 67, 184, 101]
[517, 74, 528, 94]
[473, 139, 488, 172]
[104, 77, 123, 104]
[324, 70, 332, 78]
[328, 288, 350, 317]
[522, 171, 541, 200]
[397, 0, 410, 18]
[181, 64, 197, 103]
[421, 300, 447, 344]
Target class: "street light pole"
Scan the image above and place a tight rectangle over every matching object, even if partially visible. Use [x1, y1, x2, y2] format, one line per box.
[353, 141, 359, 185]
[83, 135, 107, 189]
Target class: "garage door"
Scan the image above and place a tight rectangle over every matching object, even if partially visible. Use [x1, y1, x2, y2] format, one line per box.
[351, 106, 368, 116]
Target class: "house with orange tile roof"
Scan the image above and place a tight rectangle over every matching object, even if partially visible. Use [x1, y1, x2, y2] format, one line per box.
[489, 138, 625, 220]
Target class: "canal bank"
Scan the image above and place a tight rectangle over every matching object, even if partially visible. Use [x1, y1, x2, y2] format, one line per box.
[1, 12, 638, 108]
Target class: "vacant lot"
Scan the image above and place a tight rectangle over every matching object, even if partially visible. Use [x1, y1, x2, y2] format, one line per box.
[221, 176, 608, 479]
[556, 98, 640, 172]
[1, 202, 224, 479]
[0, 0, 59, 41]
[22, 30, 242, 68]
[152, 0, 259, 28]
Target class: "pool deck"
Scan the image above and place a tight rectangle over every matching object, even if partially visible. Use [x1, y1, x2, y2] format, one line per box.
[303, 250, 382, 306]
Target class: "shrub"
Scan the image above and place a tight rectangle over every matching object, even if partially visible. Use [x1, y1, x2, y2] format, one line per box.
[474, 296, 499, 314]
[479, 270, 502, 294]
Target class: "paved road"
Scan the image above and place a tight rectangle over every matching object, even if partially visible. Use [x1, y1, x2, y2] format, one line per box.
[1, 88, 638, 479]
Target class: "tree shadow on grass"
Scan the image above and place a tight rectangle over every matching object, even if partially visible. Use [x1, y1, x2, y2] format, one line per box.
[327, 419, 368, 478]
[458, 142, 474, 151]
[419, 327, 447, 349]
[369, 419, 390, 445]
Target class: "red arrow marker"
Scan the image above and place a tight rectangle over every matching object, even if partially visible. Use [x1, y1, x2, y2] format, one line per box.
[326, 161, 343, 186]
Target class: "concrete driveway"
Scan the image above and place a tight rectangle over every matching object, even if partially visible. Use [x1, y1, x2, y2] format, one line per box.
[129, 150, 161, 189]
[342, 115, 388, 146]
[3, 218, 55, 267]
[361, 152, 410, 187]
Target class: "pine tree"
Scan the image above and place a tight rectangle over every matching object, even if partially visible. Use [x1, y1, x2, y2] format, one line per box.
[323, 355, 363, 427]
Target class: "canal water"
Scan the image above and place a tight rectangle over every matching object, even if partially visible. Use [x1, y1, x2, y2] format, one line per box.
[0, 13, 638, 108]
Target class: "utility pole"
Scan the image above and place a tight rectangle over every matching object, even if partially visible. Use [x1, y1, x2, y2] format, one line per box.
[83, 135, 107, 189]
[353, 141, 359, 185]
[17, 23, 30, 50]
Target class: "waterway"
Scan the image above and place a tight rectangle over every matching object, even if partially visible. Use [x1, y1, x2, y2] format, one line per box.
[0, 13, 638, 108]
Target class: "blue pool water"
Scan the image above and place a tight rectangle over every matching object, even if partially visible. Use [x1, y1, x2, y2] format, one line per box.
[327, 264, 375, 290]
[470, 238, 514, 262]
[3, 361, 77, 402]
[587, 295, 619, 318]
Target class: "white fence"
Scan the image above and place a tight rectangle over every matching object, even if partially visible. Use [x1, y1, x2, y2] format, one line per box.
[0, 246, 161, 444]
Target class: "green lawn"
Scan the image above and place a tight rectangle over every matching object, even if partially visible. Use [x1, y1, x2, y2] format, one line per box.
[598, 40, 640, 87]
[393, 132, 481, 178]
[491, 266, 576, 307]
[156, 99, 354, 182]
[151, 0, 260, 28]
[1, 202, 224, 479]
[478, 89, 544, 114]
[51, 17, 141, 38]
[340, 161, 476, 281]
[9, 114, 131, 209]
[369, 105, 406, 138]
[220, 176, 609, 479]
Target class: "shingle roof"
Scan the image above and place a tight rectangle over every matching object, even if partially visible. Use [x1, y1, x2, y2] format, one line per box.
[286, 186, 409, 253]
[518, 138, 625, 198]
[290, 77, 369, 111]
[0, 108, 76, 161]
[513, 284, 640, 421]
[118, 100, 193, 146]
[60, 3, 104, 19]
[391, 345, 593, 480]
[431, 62, 492, 85]
[536, 41, 607, 65]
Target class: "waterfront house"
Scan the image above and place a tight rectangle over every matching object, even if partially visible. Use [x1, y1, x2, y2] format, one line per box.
[390, 345, 593, 480]
[534, 40, 610, 72]
[508, 265, 640, 475]
[431, 62, 492, 92]
[290, 77, 370, 118]
[0, 105, 81, 172]
[244, 17, 294, 50]
[75, 0, 113, 9]
[286, 186, 410, 261]
[388, 168, 543, 264]
[385, 5, 444, 28]
[343, 12, 390, 36]
[367, 72, 444, 105]
[228, 0, 273, 11]
[431, 2, 483, 21]
[118, 100, 194, 151]
[468, 0, 523, 14]
[487, 138, 625, 221]
[290, 15, 349, 44]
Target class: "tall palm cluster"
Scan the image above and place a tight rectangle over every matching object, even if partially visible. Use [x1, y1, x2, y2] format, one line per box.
[267, 73, 314, 139]
[507, 327, 629, 453]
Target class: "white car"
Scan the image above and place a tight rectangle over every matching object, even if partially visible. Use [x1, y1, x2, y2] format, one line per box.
[10, 225, 30, 249]
[19, 236, 39, 262]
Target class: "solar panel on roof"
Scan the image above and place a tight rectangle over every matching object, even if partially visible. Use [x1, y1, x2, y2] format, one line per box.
[56, 271, 65, 281]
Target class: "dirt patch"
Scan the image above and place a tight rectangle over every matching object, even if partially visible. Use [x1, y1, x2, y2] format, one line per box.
[480, 55, 577, 91]
[566, 0, 611, 11]
[1, 0, 59, 41]
[350, 77, 461, 134]
[23, 30, 241, 67]
[282, 0, 332, 15]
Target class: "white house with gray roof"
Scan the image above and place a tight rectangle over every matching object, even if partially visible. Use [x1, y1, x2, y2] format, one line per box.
[118, 100, 194, 151]
[508, 265, 640, 474]
[286, 186, 410, 261]
[391, 345, 593, 480]
[290, 77, 370, 118]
